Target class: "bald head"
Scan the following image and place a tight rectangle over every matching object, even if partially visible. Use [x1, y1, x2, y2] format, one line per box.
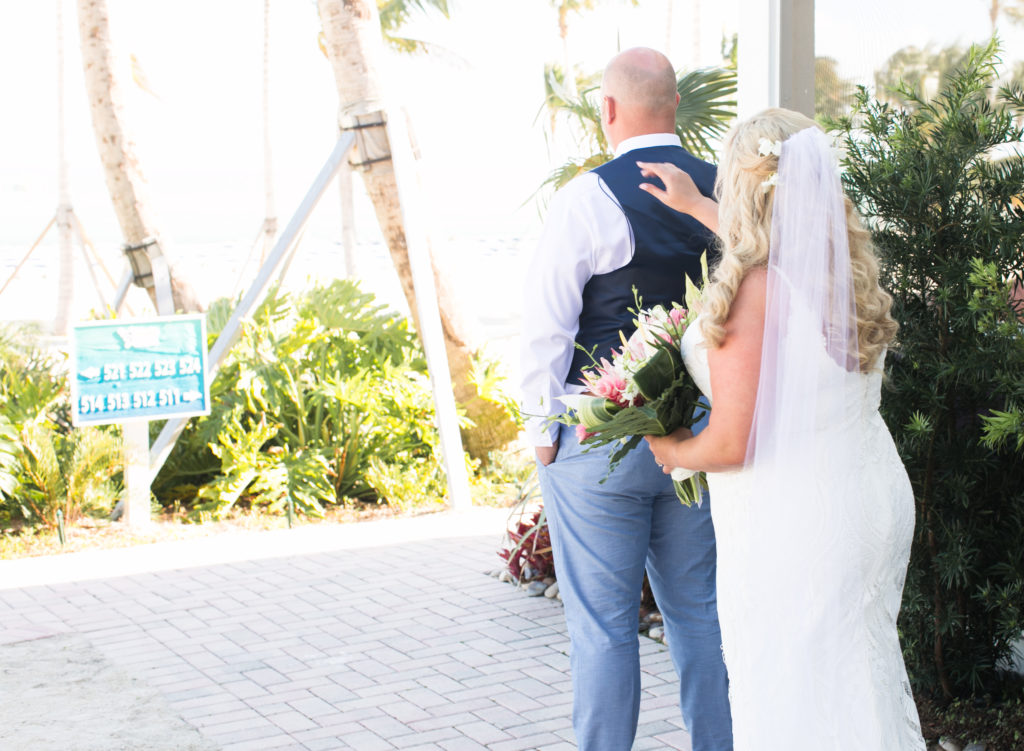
[603, 48, 678, 118]
[600, 47, 678, 149]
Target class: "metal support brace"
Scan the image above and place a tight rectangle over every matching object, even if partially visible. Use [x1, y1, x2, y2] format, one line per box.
[148, 131, 356, 476]
[112, 267, 133, 314]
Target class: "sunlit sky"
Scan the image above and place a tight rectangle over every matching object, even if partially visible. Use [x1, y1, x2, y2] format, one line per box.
[1, 0, 1020, 253]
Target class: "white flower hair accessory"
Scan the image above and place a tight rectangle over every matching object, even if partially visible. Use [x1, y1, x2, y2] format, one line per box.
[757, 138, 783, 192]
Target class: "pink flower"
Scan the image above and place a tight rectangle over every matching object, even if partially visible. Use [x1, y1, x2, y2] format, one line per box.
[588, 358, 629, 406]
[576, 423, 595, 441]
[625, 329, 649, 359]
[669, 307, 687, 326]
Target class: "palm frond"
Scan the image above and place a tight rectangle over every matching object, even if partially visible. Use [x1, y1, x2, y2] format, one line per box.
[675, 67, 738, 158]
[539, 153, 613, 195]
[531, 65, 738, 207]
[378, 0, 449, 35]
[0, 416, 21, 499]
[18, 423, 65, 523]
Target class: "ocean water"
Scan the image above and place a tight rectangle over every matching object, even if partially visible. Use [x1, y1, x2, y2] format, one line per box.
[0, 232, 534, 393]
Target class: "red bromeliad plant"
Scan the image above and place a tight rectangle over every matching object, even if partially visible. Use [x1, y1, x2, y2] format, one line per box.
[498, 508, 554, 582]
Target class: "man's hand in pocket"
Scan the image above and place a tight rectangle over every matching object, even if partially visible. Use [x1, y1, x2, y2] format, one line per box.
[535, 441, 559, 466]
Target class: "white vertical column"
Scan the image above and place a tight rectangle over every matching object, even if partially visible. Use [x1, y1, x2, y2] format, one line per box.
[779, 0, 815, 115]
[122, 420, 151, 528]
[386, 109, 473, 512]
[738, 0, 815, 119]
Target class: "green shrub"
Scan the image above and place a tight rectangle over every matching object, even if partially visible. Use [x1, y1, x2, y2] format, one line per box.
[833, 40, 1024, 699]
[0, 324, 66, 427]
[14, 420, 122, 527]
[0, 325, 122, 528]
[153, 279, 446, 519]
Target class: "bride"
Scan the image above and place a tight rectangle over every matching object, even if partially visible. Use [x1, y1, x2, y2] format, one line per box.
[639, 109, 927, 750]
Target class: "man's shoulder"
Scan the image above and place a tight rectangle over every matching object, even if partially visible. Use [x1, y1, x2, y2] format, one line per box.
[550, 170, 606, 208]
[598, 145, 716, 174]
[645, 145, 716, 173]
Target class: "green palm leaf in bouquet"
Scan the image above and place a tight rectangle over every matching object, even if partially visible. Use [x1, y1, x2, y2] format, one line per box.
[551, 338, 708, 506]
[547, 262, 713, 506]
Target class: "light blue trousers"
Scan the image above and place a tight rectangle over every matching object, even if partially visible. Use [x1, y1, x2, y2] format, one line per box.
[536, 416, 733, 751]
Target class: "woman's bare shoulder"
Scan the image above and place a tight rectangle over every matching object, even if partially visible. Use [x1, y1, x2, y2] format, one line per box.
[730, 267, 768, 320]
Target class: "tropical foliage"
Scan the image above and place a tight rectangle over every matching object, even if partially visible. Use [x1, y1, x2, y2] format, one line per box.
[815, 56, 857, 121]
[832, 40, 1024, 699]
[378, 0, 449, 54]
[499, 506, 553, 583]
[874, 44, 971, 110]
[986, 0, 1024, 30]
[537, 65, 737, 195]
[0, 326, 122, 529]
[152, 280, 448, 520]
[496, 459, 550, 584]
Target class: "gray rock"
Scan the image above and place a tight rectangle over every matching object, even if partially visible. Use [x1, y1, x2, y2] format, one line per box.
[498, 570, 514, 584]
[542, 576, 556, 586]
[939, 739, 963, 751]
[522, 564, 534, 580]
[544, 581, 560, 599]
[963, 744, 986, 751]
[647, 626, 665, 641]
[525, 581, 548, 597]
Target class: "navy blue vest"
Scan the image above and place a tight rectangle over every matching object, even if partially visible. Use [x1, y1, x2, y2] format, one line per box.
[568, 145, 718, 384]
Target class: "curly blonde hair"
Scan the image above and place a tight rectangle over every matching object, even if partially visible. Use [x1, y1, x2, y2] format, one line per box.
[700, 108, 897, 372]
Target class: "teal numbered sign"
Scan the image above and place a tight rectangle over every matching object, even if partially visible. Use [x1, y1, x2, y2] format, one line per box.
[71, 315, 210, 426]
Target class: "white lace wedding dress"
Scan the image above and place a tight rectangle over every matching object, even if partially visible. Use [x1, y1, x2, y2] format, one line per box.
[681, 319, 927, 750]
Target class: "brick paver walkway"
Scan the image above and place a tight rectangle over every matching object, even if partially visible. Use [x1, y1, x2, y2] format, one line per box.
[0, 508, 693, 750]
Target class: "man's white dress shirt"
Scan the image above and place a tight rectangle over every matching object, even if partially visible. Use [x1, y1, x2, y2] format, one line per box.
[520, 133, 684, 446]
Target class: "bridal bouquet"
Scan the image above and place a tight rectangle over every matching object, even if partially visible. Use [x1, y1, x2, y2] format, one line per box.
[549, 271, 709, 506]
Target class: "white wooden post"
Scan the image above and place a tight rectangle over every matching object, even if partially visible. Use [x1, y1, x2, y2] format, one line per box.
[738, 0, 815, 119]
[386, 109, 473, 511]
[122, 420, 151, 528]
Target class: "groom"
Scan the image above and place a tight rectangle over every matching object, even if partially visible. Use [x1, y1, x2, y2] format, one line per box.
[521, 48, 733, 750]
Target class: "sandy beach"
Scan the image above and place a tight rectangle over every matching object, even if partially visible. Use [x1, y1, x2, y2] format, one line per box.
[0, 633, 219, 750]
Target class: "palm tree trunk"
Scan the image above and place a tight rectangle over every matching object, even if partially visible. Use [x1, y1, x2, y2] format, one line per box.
[76, 0, 202, 314]
[691, 0, 701, 70]
[56, 0, 74, 335]
[664, 0, 673, 60]
[261, 0, 277, 263]
[559, 5, 573, 95]
[337, 163, 358, 278]
[316, 0, 516, 458]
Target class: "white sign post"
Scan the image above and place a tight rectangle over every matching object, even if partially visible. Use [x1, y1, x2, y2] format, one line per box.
[121, 420, 151, 527]
[71, 315, 210, 530]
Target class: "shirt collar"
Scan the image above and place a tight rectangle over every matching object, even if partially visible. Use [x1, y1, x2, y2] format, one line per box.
[613, 133, 683, 159]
